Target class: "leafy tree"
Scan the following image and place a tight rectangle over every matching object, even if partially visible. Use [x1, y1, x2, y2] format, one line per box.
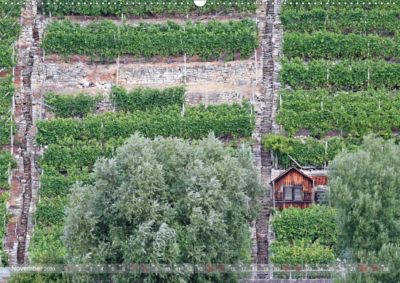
[329, 136, 400, 281]
[63, 134, 262, 282]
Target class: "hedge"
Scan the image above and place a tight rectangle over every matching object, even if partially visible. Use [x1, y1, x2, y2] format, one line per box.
[281, 59, 400, 90]
[270, 240, 335, 265]
[270, 206, 337, 265]
[45, 93, 101, 118]
[262, 134, 362, 168]
[271, 206, 337, 247]
[281, 7, 400, 37]
[36, 103, 254, 144]
[38, 138, 124, 173]
[42, 19, 258, 61]
[39, 0, 257, 17]
[276, 89, 400, 137]
[284, 32, 399, 61]
[111, 86, 185, 112]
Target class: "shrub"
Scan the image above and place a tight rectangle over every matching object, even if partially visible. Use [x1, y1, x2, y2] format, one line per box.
[29, 225, 66, 264]
[281, 7, 400, 37]
[271, 206, 337, 247]
[281, 59, 400, 90]
[36, 102, 254, 144]
[111, 86, 185, 112]
[262, 134, 362, 168]
[270, 240, 335, 265]
[45, 93, 101, 118]
[284, 32, 399, 60]
[276, 89, 400, 137]
[35, 196, 66, 227]
[42, 19, 259, 61]
[39, 0, 257, 17]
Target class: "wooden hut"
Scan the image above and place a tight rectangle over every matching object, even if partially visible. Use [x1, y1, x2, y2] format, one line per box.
[270, 167, 327, 210]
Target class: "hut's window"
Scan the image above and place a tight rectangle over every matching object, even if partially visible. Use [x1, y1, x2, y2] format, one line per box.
[283, 186, 293, 201]
[294, 185, 303, 201]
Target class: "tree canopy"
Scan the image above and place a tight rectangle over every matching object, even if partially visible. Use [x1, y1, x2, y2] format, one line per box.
[329, 136, 400, 281]
[63, 134, 262, 282]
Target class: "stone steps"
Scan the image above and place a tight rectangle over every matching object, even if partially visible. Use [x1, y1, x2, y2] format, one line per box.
[251, 0, 283, 279]
[5, 2, 42, 266]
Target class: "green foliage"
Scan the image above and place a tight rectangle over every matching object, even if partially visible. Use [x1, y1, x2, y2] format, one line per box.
[270, 240, 335, 265]
[270, 206, 336, 265]
[282, 1, 400, 10]
[0, 192, 9, 266]
[39, 141, 103, 172]
[281, 59, 400, 90]
[281, 7, 400, 36]
[271, 206, 337, 247]
[0, 18, 21, 42]
[40, 174, 79, 198]
[29, 225, 66, 264]
[0, 8, 18, 145]
[38, 138, 125, 174]
[31, 97, 254, 268]
[0, 76, 14, 145]
[0, 0, 21, 69]
[63, 134, 262, 282]
[0, 0, 20, 267]
[262, 133, 293, 155]
[36, 103, 254, 144]
[111, 86, 185, 112]
[42, 19, 258, 61]
[45, 93, 101, 118]
[9, 273, 67, 283]
[0, 18, 19, 69]
[39, 0, 256, 16]
[0, 43, 14, 69]
[284, 32, 399, 60]
[36, 196, 66, 227]
[0, 151, 16, 189]
[277, 89, 400, 138]
[262, 134, 362, 168]
[329, 136, 400, 262]
[0, 0, 22, 18]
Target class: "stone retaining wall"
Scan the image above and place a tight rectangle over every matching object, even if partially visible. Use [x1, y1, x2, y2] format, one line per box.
[32, 59, 262, 106]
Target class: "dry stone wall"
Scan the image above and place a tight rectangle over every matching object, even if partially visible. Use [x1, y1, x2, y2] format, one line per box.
[5, 2, 44, 264]
[33, 59, 262, 106]
[32, 16, 262, 107]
